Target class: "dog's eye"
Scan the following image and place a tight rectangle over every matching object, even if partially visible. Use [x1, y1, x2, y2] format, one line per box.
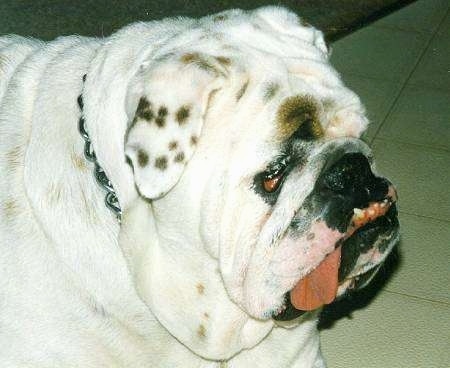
[263, 173, 284, 193]
[256, 154, 290, 197]
[262, 160, 288, 193]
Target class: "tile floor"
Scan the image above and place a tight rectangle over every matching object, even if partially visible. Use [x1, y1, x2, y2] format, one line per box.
[320, 1, 450, 367]
[1, 0, 448, 367]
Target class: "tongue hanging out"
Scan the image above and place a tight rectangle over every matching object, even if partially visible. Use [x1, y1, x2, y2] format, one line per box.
[289, 199, 392, 311]
[290, 246, 341, 311]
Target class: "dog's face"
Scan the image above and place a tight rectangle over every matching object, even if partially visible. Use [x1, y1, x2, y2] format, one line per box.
[168, 76, 399, 321]
[118, 6, 399, 346]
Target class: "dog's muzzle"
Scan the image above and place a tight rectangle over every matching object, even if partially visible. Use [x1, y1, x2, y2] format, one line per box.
[274, 149, 399, 321]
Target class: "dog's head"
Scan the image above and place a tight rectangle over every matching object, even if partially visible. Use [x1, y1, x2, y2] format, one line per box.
[87, 5, 399, 356]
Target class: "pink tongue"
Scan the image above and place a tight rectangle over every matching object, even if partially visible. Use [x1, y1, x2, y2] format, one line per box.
[290, 246, 341, 311]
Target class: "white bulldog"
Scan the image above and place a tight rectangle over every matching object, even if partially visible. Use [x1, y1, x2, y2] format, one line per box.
[0, 7, 399, 367]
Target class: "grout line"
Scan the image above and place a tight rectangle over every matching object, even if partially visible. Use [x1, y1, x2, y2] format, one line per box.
[369, 7, 450, 146]
[372, 136, 450, 154]
[398, 210, 450, 224]
[383, 290, 450, 307]
[372, 23, 430, 36]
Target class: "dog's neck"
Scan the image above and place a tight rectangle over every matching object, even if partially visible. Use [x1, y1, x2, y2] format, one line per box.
[119, 199, 275, 360]
[120, 200, 324, 365]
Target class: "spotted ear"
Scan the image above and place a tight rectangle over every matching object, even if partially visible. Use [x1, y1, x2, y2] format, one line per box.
[124, 52, 227, 199]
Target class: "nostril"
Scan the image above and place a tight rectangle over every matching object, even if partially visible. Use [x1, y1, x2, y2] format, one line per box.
[318, 152, 375, 198]
[322, 153, 373, 192]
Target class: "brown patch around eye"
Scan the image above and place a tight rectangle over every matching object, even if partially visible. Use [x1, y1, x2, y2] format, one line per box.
[176, 105, 190, 125]
[276, 95, 323, 141]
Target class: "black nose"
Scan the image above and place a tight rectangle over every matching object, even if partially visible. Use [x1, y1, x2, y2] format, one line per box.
[314, 152, 391, 233]
[318, 152, 388, 206]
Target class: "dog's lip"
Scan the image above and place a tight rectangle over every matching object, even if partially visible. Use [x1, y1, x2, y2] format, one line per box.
[273, 196, 398, 321]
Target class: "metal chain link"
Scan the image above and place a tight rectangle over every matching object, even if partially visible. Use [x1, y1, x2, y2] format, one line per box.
[77, 75, 122, 223]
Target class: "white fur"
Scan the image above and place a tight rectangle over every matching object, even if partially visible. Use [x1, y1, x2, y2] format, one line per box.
[0, 7, 370, 367]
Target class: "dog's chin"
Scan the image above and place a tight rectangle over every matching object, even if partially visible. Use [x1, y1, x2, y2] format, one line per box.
[272, 203, 399, 322]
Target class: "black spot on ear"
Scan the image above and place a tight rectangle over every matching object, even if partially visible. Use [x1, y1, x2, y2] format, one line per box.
[174, 152, 185, 163]
[155, 106, 168, 128]
[169, 141, 178, 151]
[135, 97, 154, 121]
[155, 156, 168, 170]
[176, 105, 190, 125]
[137, 149, 149, 167]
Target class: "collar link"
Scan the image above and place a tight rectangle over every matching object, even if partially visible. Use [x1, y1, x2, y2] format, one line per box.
[77, 74, 122, 223]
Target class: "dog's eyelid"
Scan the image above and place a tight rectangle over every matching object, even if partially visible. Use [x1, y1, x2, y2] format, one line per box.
[259, 153, 292, 194]
[264, 155, 291, 179]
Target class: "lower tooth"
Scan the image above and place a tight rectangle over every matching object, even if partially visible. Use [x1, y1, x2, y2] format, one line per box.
[354, 208, 364, 217]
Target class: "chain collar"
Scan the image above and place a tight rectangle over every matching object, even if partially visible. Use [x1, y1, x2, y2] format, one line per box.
[77, 74, 122, 223]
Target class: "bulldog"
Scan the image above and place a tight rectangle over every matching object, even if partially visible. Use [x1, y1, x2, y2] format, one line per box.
[0, 6, 399, 367]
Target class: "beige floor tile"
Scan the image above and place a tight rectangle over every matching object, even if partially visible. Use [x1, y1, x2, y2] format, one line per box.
[408, 13, 450, 91]
[337, 74, 401, 141]
[371, 139, 450, 220]
[377, 84, 450, 150]
[384, 213, 450, 303]
[375, 0, 450, 34]
[330, 26, 428, 83]
[321, 292, 450, 368]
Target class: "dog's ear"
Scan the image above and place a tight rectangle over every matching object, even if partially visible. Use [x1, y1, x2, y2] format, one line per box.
[254, 6, 329, 57]
[124, 52, 227, 199]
